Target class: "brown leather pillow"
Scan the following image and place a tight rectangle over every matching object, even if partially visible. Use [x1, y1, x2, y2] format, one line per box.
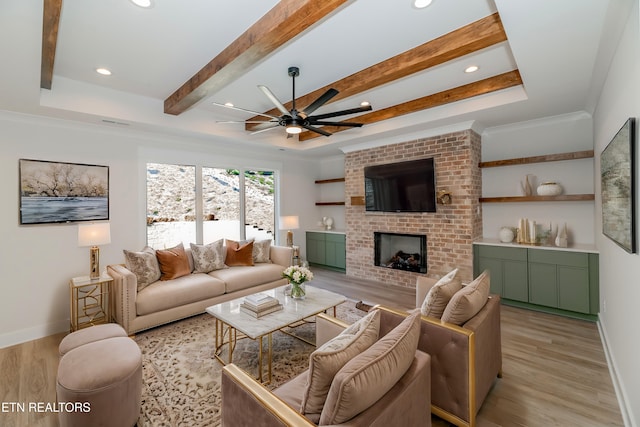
[155, 243, 191, 281]
[225, 240, 255, 266]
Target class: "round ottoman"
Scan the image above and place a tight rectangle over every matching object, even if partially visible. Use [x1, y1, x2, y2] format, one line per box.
[57, 337, 142, 427]
[59, 323, 128, 356]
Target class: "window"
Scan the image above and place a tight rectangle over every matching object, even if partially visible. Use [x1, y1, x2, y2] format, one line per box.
[146, 163, 195, 249]
[244, 170, 275, 242]
[147, 163, 276, 247]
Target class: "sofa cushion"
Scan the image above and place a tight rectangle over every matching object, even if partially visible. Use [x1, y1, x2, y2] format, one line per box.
[319, 311, 420, 425]
[156, 243, 191, 281]
[300, 309, 380, 422]
[420, 268, 462, 318]
[225, 240, 254, 267]
[136, 273, 226, 316]
[208, 263, 284, 293]
[441, 270, 490, 325]
[252, 239, 272, 263]
[190, 240, 226, 273]
[123, 246, 161, 291]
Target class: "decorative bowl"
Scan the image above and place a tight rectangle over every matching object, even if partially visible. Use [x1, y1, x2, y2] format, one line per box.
[536, 182, 562, 196]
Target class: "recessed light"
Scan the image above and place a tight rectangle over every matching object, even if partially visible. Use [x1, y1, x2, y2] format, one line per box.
[224, 102, 234, 107]
[96, 68, 112, 76]
[130, 0, 153, 8]
[465, 65, 479, 73]
[413, 0, 433, 9]
[360, 101, 370, 107]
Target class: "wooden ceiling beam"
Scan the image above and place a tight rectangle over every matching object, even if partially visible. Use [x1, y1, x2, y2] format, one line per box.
[246, 12, 507, 130]
[164, 0, 350, 115]
[41, 0, 62, 89]
[298, 70, 523, 141]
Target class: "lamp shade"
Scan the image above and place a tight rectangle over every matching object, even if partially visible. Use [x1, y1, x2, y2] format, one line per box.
[279, 216, 299, 230]
[78, 223, 111, 247]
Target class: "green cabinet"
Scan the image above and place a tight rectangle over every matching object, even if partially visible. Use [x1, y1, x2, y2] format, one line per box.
[306, 232, 346, 272]
[473, 243, 599, 320]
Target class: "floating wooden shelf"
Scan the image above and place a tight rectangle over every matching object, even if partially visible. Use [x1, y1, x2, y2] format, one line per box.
[479, 150, 594, 168]
[315, 177, 345, 184]
[315, 201, 346, 206]
[480, 194, 595, 203]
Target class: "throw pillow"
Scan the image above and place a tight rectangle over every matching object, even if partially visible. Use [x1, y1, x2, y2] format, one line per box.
[319, 311, 421, 425]
[225, 239, 254, 267]
[420, 268, 462, 318]
[252, 239, 272, 263]
[190, 240, 226, 273]
[441, 270, 490, 325]
[123, 246, 161, 291]
[155, 243, 191, 281]
[300, 310, 381, 422]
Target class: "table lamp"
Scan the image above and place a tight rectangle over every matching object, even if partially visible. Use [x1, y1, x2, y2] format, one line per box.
[78, 223, 111, 279]
[280, 216, 299, 247]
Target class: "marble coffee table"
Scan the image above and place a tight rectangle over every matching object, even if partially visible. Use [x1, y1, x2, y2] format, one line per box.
[205, 285, 346, 383]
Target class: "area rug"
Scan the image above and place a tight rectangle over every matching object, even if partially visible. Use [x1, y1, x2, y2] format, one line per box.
[135, 301, 366, 427]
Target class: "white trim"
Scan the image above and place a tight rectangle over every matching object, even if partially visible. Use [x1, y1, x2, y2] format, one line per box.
[598, 315, 634, 427]
[0, 319, 68, 349]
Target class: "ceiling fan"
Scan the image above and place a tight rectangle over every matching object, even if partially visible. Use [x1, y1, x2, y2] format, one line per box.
[214, 66, 372, 137]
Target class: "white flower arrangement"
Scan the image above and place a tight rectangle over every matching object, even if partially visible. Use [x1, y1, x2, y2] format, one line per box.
[282, 265, 314, 285]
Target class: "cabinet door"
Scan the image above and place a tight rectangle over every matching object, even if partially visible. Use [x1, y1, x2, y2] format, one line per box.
[558, 266, 590, 313]
[306, 233, 326, 264]
[503, 260, 528, 302]
[325, 234, 346, 269]
[475, 245, 527, 299]
[477, 257, 504, 296]
[529, 263, 558, 308]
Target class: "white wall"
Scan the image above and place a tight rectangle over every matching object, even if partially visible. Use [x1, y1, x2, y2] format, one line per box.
[0, 112, 319, 348]
[593, 1, 640, 425]
[481, 113, 596, 244]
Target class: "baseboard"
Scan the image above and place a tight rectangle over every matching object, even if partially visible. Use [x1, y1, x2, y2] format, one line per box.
[598, 315, 634, 427]
[0, 319, 68, 349]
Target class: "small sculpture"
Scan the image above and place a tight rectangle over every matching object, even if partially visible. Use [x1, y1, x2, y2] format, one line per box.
[521, 175, 532, 196]
[555, 223, 568, 247]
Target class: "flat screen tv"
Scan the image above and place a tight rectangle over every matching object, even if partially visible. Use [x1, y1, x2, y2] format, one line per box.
[364, 157, 436, 212]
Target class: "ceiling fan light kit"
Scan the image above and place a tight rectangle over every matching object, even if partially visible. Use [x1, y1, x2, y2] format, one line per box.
[215, 66, 372, 138]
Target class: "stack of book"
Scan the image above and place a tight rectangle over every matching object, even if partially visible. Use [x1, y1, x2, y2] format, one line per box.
[240, 293, 283, 318]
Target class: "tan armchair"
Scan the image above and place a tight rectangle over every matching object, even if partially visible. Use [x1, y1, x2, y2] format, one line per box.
[221, 308, 432, 426]
[415, 276, 502, 427]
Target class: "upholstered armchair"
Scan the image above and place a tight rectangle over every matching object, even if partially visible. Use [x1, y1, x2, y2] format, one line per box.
[221, 308, 432, 426]
[415, 273, 502, 427]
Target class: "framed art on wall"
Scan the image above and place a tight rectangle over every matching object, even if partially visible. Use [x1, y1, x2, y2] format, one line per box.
[19, 159, 109, 225]
[600, 118, 636, 253]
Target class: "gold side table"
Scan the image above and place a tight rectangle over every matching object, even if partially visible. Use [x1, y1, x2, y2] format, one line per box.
[69, 273, 113, 332]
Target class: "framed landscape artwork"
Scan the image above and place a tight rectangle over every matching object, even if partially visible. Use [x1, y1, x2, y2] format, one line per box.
[19, 159, 109, 225]
[600, 118, 636, 253]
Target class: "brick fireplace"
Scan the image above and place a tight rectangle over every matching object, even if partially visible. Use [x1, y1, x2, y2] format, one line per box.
[344, 129, 482, 287]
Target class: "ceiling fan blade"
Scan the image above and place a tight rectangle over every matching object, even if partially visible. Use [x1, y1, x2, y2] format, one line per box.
[212, 102, 280, 120]
[309, 105, 372, 120]
[216, 120, 276, 124]
[250, 124, 281, 135]
[258, 85, 290, 116]
[309, 121, 363, 127]
[302, 124, 332, 137]
[300, 88, 339, 118]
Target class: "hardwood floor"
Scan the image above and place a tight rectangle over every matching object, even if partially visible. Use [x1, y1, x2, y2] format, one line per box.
[0, 268, 623, 426]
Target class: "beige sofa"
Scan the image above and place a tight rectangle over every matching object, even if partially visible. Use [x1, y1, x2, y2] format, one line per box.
[107, 245, 292, 335]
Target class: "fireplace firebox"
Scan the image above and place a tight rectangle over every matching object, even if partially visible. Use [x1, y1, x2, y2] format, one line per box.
[374, 232, 427, 273]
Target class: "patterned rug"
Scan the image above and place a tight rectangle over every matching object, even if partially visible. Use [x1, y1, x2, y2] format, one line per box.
[135, 301, 366, 427]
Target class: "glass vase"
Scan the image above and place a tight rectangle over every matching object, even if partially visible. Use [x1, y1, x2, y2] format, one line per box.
[290, 282, 306, 300]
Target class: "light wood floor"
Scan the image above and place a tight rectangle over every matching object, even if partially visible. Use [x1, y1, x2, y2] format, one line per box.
[0, 268, 624, 427]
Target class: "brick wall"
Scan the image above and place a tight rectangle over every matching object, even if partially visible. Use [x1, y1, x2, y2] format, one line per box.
[344, 129, 482, 287]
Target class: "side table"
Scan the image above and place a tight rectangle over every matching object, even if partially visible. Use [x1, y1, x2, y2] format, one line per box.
[69, 273, 113, 332]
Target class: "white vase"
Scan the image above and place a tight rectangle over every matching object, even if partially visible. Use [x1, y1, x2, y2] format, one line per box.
[537, 182, 563, 196]
[499, 227, 515, 243]
[555, 223, 568, 247]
